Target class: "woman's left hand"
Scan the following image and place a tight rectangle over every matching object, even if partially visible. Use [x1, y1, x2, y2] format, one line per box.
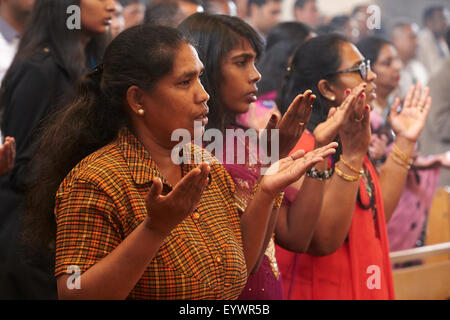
[389, 82, 432, 142]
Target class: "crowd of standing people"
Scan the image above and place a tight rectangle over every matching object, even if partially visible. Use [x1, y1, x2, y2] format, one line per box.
[0, 0, 448, 300]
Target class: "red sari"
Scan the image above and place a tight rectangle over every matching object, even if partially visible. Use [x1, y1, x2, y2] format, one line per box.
[276, 133, 395, 300]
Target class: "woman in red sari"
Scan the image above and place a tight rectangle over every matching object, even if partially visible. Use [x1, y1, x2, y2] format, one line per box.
[275, 34, 432, 300]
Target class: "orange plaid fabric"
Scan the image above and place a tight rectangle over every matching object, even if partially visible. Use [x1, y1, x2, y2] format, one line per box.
[54, 127, 247, 299]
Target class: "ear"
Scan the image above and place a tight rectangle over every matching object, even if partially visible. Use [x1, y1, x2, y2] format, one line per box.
[317, 79, 338, 103]
[125, 85, 146, 115]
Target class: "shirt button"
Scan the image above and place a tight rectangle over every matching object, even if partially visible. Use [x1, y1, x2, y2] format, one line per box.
[215, 255, 222, 263]
[192, 212, 200, 220]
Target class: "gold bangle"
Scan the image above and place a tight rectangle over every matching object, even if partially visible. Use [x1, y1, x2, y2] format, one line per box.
[339, 156, 364, 175]
[273, 191, 285, 209]
[253, 183, 285, 209]
[391, 153, 411, 169]
[392, 144, 413, 165]
[334, 166, 361, 182]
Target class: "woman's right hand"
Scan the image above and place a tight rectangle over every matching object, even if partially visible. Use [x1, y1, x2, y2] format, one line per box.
[143, 163, 210, 237]
[260, 142, 338, 197]
[313, 83, 367, 147]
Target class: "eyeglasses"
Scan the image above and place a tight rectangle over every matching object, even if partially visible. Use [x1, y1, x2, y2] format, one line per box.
[325, 60, 371, 80]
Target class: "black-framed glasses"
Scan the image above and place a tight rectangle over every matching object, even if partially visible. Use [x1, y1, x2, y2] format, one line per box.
[325, 59, 371, 80]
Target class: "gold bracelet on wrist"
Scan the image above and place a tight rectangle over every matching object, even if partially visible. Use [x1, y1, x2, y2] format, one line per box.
[252, 183, 285, 209]
[391, 152, 411, 169]
[334, 165, 362, 182]
[339, 156, 364, 175]
[392, 144, 413, 165]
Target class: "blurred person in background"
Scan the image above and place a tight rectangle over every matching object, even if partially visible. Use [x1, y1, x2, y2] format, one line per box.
[118, 0, 145, 29]
[144, 2, 185, 27]
[417, 5, 449, 77]
[203, 0, 236, 15]
[110, 0, 125, 38]
[0, 0, 113, 299]
[0, 0, 35, 82]
[326, 15, 358, 43]
[357, 36, 450, 256]
[177, 0, 204, 16]
[351, 4, 375, 41]
[391, 21, 428, 99]
[247, 0, 282, 39]
[419, 28, 450, 187]
[235, 0, 247, 19]
[293, 0, 319, 30]
[144, 0, 204, 28]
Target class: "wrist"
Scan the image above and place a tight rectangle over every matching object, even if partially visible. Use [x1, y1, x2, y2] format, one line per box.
[142, 217, 171, 241]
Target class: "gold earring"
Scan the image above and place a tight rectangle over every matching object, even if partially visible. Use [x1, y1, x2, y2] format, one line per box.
[137, 108, 145, 116]
[330, 96, 336, 101]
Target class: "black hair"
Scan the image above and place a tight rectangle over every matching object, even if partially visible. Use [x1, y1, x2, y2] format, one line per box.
[276, 33, 347, 127]
[144, 2, 184, 27]
[294, 0, 315, 9]
[265, 21, 311, 51]
[276, 33, 349, 164]
[258, 22, 311, 96]
[423, 5, 444, 25]
[0, 0, 108, 136]
[356, 36, 392, 68]
[179, 13, 263, 132]
[24, 24, 188, 253]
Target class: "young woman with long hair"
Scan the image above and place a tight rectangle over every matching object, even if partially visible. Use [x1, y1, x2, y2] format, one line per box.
[179, 13, 341, 299]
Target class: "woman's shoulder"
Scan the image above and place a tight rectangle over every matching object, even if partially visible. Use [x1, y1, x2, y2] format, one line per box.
[57, 142, 129, 194]
[7, 48, 67, 84]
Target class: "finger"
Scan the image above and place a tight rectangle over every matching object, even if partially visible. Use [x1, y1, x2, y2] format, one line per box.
[265, 113, 279, 131]
[289, 149, 306, 160]
[417, 86, 430, 110]
[421, 96, 432, 117]
[389, 97, 401, 122]
[146, 177, 163, 205]
[327, 107, 337, 119]
[410, 82, 422, 109]
[403, 85, 415, 109]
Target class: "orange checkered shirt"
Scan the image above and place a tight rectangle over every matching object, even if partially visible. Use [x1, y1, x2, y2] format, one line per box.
[54, 127, 247, 299]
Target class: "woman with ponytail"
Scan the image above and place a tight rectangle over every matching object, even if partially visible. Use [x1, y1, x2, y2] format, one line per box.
[276, 34, 432, 300]
[27, 24, 329, 300]
[0, 0, 114, 298]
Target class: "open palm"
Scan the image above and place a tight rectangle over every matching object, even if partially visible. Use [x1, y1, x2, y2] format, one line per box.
[390, 83, 432, 142]
[260, 143, 338, 197]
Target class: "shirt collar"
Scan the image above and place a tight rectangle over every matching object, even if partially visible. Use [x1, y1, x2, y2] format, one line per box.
[118, 127, 215, 192]
[0, 17, 20, 43]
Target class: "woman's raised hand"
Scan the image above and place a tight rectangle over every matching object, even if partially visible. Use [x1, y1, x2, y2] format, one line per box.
[313, 83, 367, 147]
[276, 90, 316, 158]
[389, 82, 432, 143]
[144, 163, 210, 237]
[338, 84, 371, 158]
[260, 142, 338, 197]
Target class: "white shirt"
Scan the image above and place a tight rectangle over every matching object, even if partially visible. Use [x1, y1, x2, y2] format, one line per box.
[0, 17, 20, 84]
